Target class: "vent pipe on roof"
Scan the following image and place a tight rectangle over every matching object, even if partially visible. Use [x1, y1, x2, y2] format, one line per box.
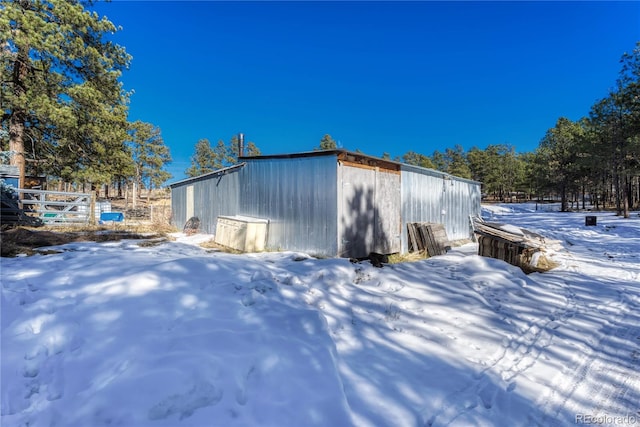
[238, 133, 245, 158]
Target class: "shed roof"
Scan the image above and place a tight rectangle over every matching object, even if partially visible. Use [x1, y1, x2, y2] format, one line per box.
[168, 163, 246, 188]
[240, 149, 480, 184]
[240, 149, 401, 172]
[400, 163, 481, 185]
[169, 149, 481, 188]
[0, 165, 19, 177]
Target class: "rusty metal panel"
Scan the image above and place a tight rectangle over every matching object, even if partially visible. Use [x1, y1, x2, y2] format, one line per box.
[238, 155, 338, 256]
[401, 165, 481, 252]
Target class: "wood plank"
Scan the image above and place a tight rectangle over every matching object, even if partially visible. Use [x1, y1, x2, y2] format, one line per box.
[407, 223, 419, 252]
[407, 222, 449, 257]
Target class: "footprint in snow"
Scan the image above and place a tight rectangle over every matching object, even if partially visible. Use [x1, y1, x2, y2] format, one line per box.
[235, 365, 256, 406]
[250, 270, 274, 282]
[478, 381, 498, 409]
[148, 381, 223, 421]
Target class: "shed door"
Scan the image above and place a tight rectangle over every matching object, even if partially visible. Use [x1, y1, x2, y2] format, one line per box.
[186, 185, 194, 220]
[340, 165, 401, 258]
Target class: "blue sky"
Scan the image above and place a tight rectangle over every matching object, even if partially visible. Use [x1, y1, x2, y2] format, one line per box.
[94, 1, 639, 182]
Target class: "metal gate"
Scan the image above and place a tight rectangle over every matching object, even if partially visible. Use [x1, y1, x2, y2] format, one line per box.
[7, 189, 93, 225]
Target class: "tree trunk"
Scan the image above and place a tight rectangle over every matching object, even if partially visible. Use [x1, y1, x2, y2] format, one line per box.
[614, 174, 622, 216]
[626, 176, 633, 214]
[623, 176, 630, 218]
[9, 44, 29, 190]
[560, 183, 568, 212]
[132, 180, 138, 209]
[9, 114, 26, 190]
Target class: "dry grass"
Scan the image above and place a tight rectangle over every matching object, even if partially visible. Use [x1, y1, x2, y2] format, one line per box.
[0, 226, 169, 257]
[387, 251, 428, 264]
[519, 249, 560, 274]
[198, 238, 243, 254]
[386, 239, 476, 265]
[1, 192, 178, 257]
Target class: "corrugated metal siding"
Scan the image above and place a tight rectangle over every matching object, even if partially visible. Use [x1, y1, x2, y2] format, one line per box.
[171, 169, 242, 234]
[169, 153, 480, 257]
[239, 156, 338, 256]
[401, 165, 481, 252]
[171, 186, 186, 230]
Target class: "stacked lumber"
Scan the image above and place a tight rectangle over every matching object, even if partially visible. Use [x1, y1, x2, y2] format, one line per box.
[472, 218, 560, 273]
[407, 222, 449, 257]
[477, 235, 524, 267]
[1, 195, 43, 227]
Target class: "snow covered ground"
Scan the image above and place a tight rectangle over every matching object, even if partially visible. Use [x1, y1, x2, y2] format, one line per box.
[2, 203, 639, 427]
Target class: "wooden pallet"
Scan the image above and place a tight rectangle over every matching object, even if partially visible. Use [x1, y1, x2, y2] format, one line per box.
[407, 222, 449, 257]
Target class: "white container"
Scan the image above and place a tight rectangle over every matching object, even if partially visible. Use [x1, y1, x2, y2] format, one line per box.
[95, 201, 111, 220]
[215, 215, 269, 252]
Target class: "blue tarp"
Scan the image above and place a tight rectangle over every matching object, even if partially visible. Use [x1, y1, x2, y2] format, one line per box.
[99, 212, 124, 223]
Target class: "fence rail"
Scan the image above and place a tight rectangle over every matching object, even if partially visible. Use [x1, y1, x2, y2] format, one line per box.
[10, 189, 93, 225]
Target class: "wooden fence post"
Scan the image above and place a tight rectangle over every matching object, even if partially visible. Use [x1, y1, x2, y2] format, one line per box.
[89, 191, 97, 225]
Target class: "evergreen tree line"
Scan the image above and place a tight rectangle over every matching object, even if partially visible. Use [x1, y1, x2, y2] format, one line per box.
[185, 135, 261, 178]
[186, 133, 340, 176]
[382, 43, 639, 216]
[298, 44, 640, 219]
[1, 0, 172, 204]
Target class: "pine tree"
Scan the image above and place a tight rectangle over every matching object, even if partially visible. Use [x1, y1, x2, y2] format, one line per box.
[444, 145, 472, 179]
[1, 0, 131, 188]
[537, 118, 585, 211]
[430, 150, 447, 172]
[316, 134, 337, 150]
[186, 136, 262, 178]
[128, 121, 172, 206]
[401, 150, 435, 169]
[466, 147, 489, 183]
[228, 134, 261, 160]
[213, 139, 233, 169]
[244, 141, 261, 157]
[185, 139, 217, 177]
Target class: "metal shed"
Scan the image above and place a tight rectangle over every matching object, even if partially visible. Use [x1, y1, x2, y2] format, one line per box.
[169, 150, 481, 258]
[169, 163, 244, 235]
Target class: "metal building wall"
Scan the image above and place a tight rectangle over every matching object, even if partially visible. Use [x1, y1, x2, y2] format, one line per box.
[337, 164, 402, 258]
[401, 165, 481, 252]
[238, 155, 338, 256]
[170, 166, 242, 234]
[169, 153, 480, 257]
[170, 185, 187, 230]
